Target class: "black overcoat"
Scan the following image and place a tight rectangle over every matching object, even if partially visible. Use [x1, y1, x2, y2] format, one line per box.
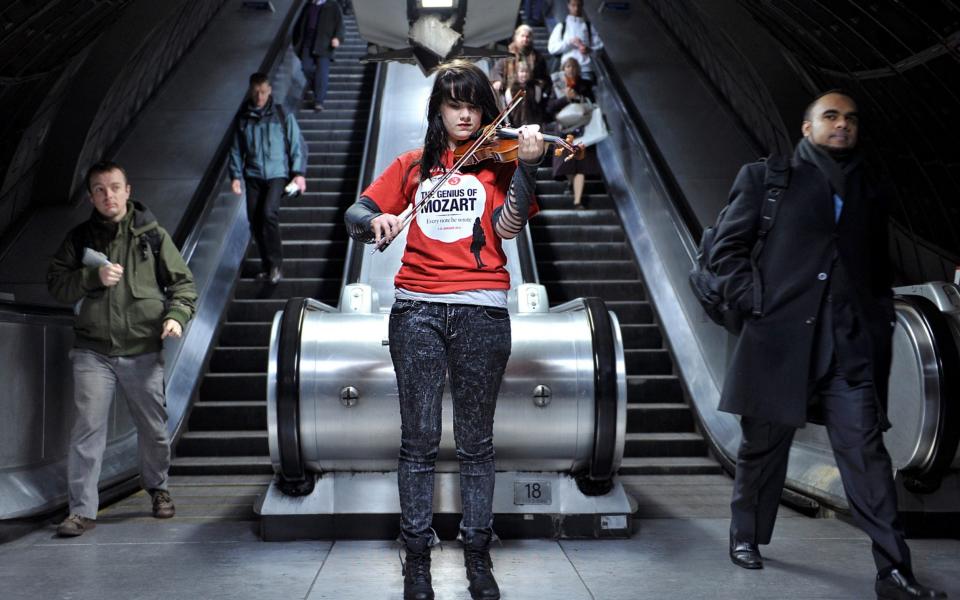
[709, 154, 896, 428]
[292, 2, 345, 58]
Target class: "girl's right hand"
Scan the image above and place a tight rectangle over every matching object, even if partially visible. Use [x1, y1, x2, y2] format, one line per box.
[370, 213, 401, 244]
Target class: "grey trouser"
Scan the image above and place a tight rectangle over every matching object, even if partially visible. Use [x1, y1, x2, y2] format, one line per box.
[68, 349, 170, 519]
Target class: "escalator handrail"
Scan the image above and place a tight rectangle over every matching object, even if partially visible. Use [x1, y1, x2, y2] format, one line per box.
[583, 297, 619, 480]
[343, 62, 387, 288]
[595, 50, 704, 247]
[894, 293, 960, 480]
[275, 297, 338, 478]
[276, 296, 308, 482]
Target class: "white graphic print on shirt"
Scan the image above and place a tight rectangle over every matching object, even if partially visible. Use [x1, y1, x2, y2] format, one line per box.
[415, 172, 487, 243]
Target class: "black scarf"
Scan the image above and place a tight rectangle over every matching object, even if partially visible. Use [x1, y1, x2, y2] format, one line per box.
[795, 137, 863, 199]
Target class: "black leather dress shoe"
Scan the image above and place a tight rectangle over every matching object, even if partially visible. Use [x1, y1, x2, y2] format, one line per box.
[729, 532, 763, 570]
[876, 569, 947, 599]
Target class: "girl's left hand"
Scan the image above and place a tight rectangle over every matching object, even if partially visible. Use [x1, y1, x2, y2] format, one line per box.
[516, 125, 545, 165]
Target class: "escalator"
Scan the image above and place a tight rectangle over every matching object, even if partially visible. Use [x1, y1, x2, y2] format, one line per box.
[527, 21, 720, 477]
[172, 13, 375, 476]
[529, 173, 721, 476]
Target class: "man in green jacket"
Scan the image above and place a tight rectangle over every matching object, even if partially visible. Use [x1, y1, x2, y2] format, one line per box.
[47, 161, 197, 537]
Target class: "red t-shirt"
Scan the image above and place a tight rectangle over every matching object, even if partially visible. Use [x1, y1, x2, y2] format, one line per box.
[362, 148, 537, 294]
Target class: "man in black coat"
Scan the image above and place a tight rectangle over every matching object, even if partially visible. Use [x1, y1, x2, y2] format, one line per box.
[710, 91, 946, 599]
[292, 0, 344, 112]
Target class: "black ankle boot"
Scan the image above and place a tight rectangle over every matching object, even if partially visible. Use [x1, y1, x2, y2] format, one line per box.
[463, 530, 500, 600]
[402, 538, 434, 600]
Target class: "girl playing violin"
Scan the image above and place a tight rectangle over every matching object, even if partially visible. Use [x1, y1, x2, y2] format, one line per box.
[344, 59, 545, 600]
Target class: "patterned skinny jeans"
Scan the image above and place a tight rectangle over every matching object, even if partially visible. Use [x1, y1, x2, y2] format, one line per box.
[388, 299, 511, 545]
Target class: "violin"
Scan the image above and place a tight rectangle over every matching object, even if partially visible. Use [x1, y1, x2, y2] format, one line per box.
[453, 124, 585, 165]
[372, 90, 579, 253]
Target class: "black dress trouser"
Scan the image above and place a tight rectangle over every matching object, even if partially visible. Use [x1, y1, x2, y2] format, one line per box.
[244, 177, 285, 271]
[730, 361, 912, 574]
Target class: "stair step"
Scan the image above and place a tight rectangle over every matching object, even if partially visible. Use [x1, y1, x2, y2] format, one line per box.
[190, 401, 267, 430]
[534, 242, 631, 261]
[200, 373, 267, 401]
[217, 322, 273, 346]
[530, 224, 625, 243]
[233, 277, 342, 300]
[209, 347, 268, 372]
[278, 206, 344, 222]
[627, 375, 684, 403]
[625, 349, 673, 375]
[177, 430, 269, 456]
[542, 279, 646, 302]
[242, 258, 345, 278]
[294, 178, 359, 193]
[618, 456, 722, 475]
[537, 260, 639, 281]
[277, 223, 348, 239]
[627, 403, 695, 433]
[227, 300, 289, 322]
[534, 209, 620, 225]
[624, 432, 707, 457]
[534, 195, 615, 211]
[618, 324, 663, 349]
[302, 128, 363, 142]
[170, 455, 274, 476]
[247, 240, 348, 260]
[605, 301, 654, 325]
[304, 161, 363, 177]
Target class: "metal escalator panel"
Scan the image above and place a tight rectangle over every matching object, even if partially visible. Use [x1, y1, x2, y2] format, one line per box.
[172, 13, 376, 476]
[885, 283, 960, 482]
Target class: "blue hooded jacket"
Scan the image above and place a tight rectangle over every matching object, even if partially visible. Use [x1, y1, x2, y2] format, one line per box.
[228, 97, 306, 181]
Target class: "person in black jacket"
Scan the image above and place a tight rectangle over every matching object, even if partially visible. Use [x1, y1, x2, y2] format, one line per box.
[710, 91, 946, 600]
[292, 0, 344, 112]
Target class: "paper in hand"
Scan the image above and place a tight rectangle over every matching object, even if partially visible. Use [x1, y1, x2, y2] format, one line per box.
[81, 247, 111, 268]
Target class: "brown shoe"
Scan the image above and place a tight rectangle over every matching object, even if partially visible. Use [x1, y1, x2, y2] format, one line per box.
[57, 514, 96, 537]
[151, 489, 175, 519]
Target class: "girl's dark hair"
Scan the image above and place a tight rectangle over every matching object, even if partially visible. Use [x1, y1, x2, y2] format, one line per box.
[418, 59, 500, 183]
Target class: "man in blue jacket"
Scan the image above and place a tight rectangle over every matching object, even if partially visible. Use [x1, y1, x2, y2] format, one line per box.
[229, 72, 307, 284]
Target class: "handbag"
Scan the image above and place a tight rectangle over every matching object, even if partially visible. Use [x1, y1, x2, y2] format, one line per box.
[574, 104, 609, 147]
[555, 100, 593, 131]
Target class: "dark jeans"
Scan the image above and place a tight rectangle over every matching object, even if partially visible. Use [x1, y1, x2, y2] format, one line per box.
[388, 300, 512, 545]
[300, 49, 331, 105]
[245, 177, 285, 272]
[730, 360, 911, 574]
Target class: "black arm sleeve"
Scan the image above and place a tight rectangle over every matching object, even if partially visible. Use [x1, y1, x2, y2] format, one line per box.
[344, 196, 383, 244]
[493, 161, 538, 239]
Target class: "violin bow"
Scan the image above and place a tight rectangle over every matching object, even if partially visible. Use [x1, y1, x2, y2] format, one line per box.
[371, 92, 526, 254]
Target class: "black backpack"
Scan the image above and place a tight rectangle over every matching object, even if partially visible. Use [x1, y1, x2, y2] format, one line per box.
[688, 156, 790, 334]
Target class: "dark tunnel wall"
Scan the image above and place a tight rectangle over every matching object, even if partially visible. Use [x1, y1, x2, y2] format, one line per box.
[0, 0, 133, 248]
[646, 0, 960, 285]
[0, 0, 226, 257]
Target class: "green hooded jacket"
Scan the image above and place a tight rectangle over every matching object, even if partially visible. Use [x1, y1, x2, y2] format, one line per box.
[47, 201, 197, 356]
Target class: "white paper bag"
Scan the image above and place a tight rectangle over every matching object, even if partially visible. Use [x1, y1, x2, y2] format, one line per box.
[574, 106, 609, 147]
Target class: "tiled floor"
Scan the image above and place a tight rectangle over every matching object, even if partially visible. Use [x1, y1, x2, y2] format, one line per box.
[2, 475, 956, 599]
